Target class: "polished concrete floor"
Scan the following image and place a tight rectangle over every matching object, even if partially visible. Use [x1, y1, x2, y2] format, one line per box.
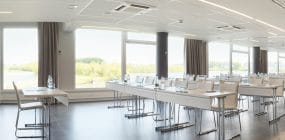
[1, 99, 285, 140]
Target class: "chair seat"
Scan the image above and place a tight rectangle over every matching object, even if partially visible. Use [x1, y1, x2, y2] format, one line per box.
[20, 102, 45, 110]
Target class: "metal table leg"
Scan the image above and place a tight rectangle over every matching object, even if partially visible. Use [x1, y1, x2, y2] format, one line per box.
[108, 91, 125, 109]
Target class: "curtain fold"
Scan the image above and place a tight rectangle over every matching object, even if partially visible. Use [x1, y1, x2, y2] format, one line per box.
[38, 22, 59, 87]
[260, 50, 268, 73]
[184, 39, 208, 75]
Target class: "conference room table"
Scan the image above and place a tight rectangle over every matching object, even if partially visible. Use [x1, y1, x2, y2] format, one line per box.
[238, 84, 284, 124]
[106, 81, 236, 140]
[212, 82, 284, 124]
[22, 87, 69, 140]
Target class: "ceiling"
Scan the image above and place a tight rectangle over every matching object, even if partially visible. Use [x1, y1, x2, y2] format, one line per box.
[0, 0, 285, 49]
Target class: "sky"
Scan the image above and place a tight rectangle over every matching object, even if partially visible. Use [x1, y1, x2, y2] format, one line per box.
[3, 28, 38, 65]
[3, 28, 185, 65]
[76, 29, 184, 65]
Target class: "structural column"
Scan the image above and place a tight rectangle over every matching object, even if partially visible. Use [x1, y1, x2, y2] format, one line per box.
[156, 32, 168, 79]
[253, 47, 260, 74]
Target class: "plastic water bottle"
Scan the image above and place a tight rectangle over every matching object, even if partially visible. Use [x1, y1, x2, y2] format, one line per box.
[47, 75, 54, 88]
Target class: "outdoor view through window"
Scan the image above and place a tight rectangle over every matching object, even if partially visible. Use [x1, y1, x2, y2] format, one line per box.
[75, 29, 121, 88]
[3, 28, 38, 89]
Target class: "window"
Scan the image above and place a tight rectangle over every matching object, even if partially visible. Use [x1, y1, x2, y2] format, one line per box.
[208, 42, 230, 77]
[126, 43, 156, 79]
[75, 29, 121, 88]
[168, 36, 184, 78]
[279, 53, 285, 73]
[3, 28, 38, 89]
[126, 32, 156, 81]
[232, 44, 249, 76]
[268, 51, 278, 73]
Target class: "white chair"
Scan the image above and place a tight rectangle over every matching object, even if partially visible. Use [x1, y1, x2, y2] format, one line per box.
[195, 75, 207, 81]
[215, 81, 241, 131]
[263, 78, 284, 106]
[174, 78, 188, 89]
[191, 80, 217, 135]
[135, 76, 144, 85]
[249, 76, 263, 85]
[13, 82, 46, 138]
[144, 76, 155, 86]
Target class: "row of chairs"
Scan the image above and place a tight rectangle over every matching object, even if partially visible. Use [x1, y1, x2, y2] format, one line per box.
[130, 76, 241, 136]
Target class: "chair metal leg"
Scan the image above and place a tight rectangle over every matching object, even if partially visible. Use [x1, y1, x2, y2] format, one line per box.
[15, 110, 20, 136]
[213, 111, 217, 128]
[238, 113, 242, 131]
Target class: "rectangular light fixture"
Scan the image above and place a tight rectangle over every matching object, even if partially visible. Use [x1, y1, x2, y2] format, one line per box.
[198, 0, 285, 33]
[0, 11, 13, 14]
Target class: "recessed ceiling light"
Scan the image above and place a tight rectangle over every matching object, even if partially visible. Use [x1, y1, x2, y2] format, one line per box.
[0, 11, 13, 14]
[68, 4, 78, 9]
[198, 0, 285, 32]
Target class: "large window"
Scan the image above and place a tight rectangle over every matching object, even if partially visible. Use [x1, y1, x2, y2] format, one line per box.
[231, 44, 249, 76]
[268, 51, 278, 73]
[3, 28, 38, 89]
[168, 36, 184, 78]
[75, 29, 121, 88]
[126, 32, 156, 81]
[279, 53, 285, 73]
[208, 42, 230, 77]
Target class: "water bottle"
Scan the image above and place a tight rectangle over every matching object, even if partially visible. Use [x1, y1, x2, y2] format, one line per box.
[47, 75, 54, 88]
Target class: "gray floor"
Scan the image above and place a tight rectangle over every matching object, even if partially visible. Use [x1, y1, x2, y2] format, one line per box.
[1, 99, 285, 140]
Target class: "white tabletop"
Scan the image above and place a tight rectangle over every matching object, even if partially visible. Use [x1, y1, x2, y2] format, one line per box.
[22, 87, 68, 98]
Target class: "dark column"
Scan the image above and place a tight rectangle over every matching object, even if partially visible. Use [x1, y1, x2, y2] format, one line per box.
[156, 32, 168, 79]
[253, 47, 260, 74]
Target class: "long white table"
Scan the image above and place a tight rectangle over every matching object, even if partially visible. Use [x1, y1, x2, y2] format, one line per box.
[238, 84, 284, 124]
[106, 81, 235, 140]
[22, 87, 69, 140]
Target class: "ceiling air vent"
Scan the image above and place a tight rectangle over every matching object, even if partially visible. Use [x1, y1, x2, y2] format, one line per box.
[216, 25, 245, 32]
[113, 2, 154, 14]
[272, 0, 285, 9]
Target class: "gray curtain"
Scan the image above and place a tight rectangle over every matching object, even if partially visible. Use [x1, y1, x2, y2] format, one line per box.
[260, 50, 268, 73]
[185, 39, 208, 75]
[38, 22, 59, 87]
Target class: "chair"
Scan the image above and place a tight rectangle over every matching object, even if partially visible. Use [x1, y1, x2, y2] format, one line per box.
[249, 76, 263, 85]
[174, 78, 188, 89]
[263, 78, 284, 106]
[215, 81, 241, 131]
[13, 82, 46, 138]
[144, 76, 155, 86]
[190, 80, 217, 135]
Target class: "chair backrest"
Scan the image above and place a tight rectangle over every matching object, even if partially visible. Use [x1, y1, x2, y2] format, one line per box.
[144, 76, 155, 85]
[12, 82, 21, 108]
[196, 75, 207, 81]
[196, 80, 214, 92]
[268, 78, 284, 97]
[228, 75, 242, 82]
[135, 76, 144, 84]
[219, 80, 239, 109]
[164, 79, 173, 87]
[249, 77, 263, 85]
[174, 78, 188, 89]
